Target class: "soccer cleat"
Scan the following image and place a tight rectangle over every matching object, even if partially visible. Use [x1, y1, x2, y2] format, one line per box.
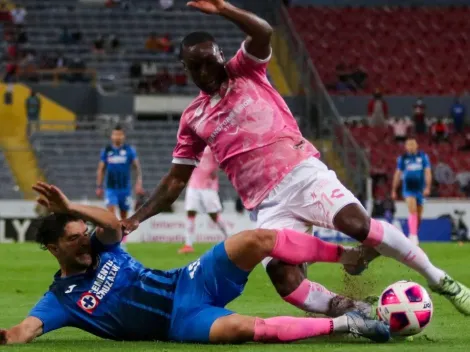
[430, 275, 470, 315]
[178, 245, 195, 254]
[345, 311, 391, 343]
[343, 245, 381, 276]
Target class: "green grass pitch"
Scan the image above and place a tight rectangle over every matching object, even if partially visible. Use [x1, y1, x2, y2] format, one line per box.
[1, 242, 469, 352]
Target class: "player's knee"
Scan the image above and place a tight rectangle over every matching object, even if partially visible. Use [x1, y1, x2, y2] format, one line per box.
[266, 260, 306, 297]
[334, 205, 370, 242]
[243, 229, 276, 256]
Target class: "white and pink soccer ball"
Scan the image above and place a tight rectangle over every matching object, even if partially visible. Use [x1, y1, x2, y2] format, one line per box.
[377, 281, 433, 336]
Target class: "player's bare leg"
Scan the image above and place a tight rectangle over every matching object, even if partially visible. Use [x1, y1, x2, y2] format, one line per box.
[336, 203, 470, 315]
[179, 211, 196, 254]
[206, 229, 390, 344]
[406, 197, 420, 245]
[209, 212, 229, 239]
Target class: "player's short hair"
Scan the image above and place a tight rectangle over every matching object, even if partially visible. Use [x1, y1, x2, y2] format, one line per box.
[35, 213, 81, 250]
[179, 31, 216, 60]
[113, 124, 123, 131]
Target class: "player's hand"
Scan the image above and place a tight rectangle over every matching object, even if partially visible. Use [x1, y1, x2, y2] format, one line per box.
[187, 0, 225, 14]
[423, 187, 431, 197]
[32, 181, 71, 213]
[96, 187, 103, 198]
[121, 217, 140, 235]
[391, 190, 397, 200]
[0, 329, 8, 345]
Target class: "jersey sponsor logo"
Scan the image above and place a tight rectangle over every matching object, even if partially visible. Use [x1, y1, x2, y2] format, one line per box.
[207, 96, 254, 144]
[78, 292, 100, 313]
[107, 155, 128, 164]
[76, 259, 120, 313]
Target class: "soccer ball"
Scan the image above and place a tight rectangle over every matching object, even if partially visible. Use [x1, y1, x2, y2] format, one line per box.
[377, 281, 433, 336]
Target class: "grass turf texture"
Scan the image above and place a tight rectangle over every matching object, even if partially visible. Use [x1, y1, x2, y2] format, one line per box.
[0, 242, 469, 352]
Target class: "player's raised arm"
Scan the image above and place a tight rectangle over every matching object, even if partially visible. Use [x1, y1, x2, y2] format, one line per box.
[187, 0, 272, 60]
[123, 163, 195, 232]
[32, 181, 122, 245]
[0, 317, 43, 344]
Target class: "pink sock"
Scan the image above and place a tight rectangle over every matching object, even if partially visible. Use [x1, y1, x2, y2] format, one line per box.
[270, 229, 343, 264]
[408, 213, 419, 236]
[254, 316, 333, 342]
[283, 279, 336, 314]
[364, 219, 445, 286]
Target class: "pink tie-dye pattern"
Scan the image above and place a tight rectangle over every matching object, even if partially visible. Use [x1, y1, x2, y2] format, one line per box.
[188, 146, 219, 191]
[173, 42, 320, 209]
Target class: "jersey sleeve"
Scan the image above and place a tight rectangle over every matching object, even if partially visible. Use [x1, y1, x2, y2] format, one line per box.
[129, 146, 138, 162]
[28, 292, 70, 334]
[396, 156, 405, 171]
[226, 41, 272, 80]
[423, 153, 431, 169]
[100, 148, 107, 163]
[172, 116, 206, 165]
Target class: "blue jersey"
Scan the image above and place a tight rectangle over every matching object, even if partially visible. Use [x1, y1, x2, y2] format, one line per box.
[29, 235, 181, 341]
[397, 151, 431, 192]
[100, 144, 137, 190]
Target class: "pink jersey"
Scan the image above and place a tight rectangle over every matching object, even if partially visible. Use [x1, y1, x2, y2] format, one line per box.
[188, 146, 219, 191]
[173, 42, 320, 210]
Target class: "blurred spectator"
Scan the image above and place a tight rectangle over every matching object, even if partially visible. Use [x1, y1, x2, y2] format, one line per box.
[16, 28, 27, 43]
[160, 0, 174, 10]
[413, 97, 426, 134]
[108, 34, 120, 52]
[389, 117, 412, 142]
[56, 53, 66, 69]
[335, 63, 352, 92]
[349, 65, 367, 90]
[430, 118, 449, 144]
[456, 172, 470, 197]
[4, 60, 17, 83]
[59, 26, 72, 45]
[153, 68, 172, 93]
[0, 3, 11, 22]
[458, 134, 470, 151]
[450, 96, 466, 134]
[10, 4, 26, 26]
[174, 68, 188, 87]
[20, 50, 38, 82]
[371, 196, 395, 224]
[367, 89, 388, 126]
[25, 90, 41, 135]
[93, 35, 105, 54]
[68, 57, 87, 82]
[145, 32, 173, 52]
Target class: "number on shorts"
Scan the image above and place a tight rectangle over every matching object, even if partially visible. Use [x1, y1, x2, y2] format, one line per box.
[188, 259, 201, 279]
[330, 189, 344, 199]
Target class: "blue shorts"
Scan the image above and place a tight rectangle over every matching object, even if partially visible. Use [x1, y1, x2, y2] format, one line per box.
[402, 190, 424, 206]
[105, 189, 132, 211]
[169, 242, 249, 343]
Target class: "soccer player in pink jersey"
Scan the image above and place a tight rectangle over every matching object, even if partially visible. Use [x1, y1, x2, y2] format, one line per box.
[123, 0, 470, 316]
[179, 146, 229, 254]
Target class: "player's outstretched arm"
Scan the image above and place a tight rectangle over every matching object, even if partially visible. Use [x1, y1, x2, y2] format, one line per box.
[187, 0, 272, 60]
[32, 181, 122, 244]
[123, 164, 194, 232]
[0, 317, 43, 345]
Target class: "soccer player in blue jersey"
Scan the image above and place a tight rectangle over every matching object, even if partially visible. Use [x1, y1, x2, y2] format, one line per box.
[0, 181, 390, 345]
[392, 138, 432, 246]
[96, 125, 143, 220]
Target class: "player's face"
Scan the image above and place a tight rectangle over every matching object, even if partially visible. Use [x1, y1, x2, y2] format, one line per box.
[181, 41, 227, 94]
[405, 139, 418, 154]
[111, 130, 125, 146]
[54, 220, 92, 270]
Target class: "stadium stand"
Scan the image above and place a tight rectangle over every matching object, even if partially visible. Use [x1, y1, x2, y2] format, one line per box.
[0, 150, 22, 199]
[11, 0, 245, 94]
[30, 121, 237, 201]
[288, 6, 470, 94]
